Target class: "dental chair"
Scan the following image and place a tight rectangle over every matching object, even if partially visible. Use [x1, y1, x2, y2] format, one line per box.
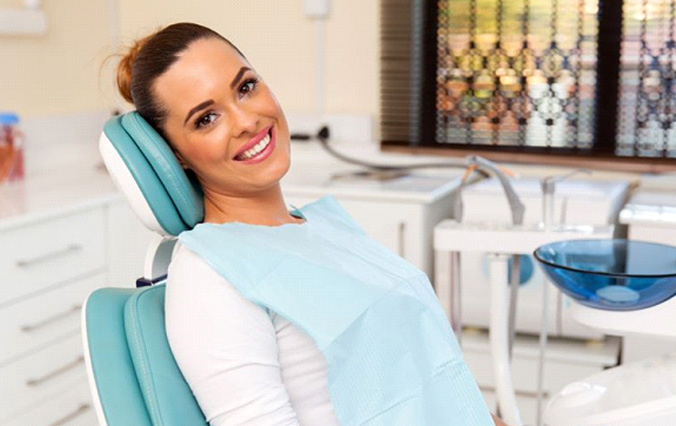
[81, 112, 209, 425]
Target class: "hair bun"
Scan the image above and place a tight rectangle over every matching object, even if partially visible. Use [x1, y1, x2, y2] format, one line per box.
[116, 33, 153, 104]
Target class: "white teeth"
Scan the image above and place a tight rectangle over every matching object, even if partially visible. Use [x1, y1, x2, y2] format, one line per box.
[237, 132, 271, 160]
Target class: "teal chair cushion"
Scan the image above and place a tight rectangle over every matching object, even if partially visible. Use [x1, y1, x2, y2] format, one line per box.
[124, 284, 208, 426]
[84, 288, 154, 426]
[84, 285, 208, 426]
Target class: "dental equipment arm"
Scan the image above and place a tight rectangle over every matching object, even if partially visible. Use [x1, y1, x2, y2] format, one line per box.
[535, 169, 591, 426]
[455, 157, 526, 426]
[464, 155, 525, 226]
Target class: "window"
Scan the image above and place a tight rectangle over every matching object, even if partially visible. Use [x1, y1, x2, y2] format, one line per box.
[380, 0, 676, 170]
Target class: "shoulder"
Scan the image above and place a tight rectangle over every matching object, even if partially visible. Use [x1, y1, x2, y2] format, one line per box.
[165, 242, 272, 320]
[167, 241, 221, 281]
[166, 242, 229, 299]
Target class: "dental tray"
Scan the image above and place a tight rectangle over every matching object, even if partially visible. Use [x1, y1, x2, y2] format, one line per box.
[534, 239, 676, 311]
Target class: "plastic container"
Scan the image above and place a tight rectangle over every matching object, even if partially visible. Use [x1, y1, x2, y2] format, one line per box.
[0, 112, 25, 184]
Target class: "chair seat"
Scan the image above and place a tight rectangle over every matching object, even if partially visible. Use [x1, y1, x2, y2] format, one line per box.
[83, 284, 208, 426]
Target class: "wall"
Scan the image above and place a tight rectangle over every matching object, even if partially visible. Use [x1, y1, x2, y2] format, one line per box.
[117, 0, 380, 117]
[1, 0, 380, 120]
[0, 0, 115, 117]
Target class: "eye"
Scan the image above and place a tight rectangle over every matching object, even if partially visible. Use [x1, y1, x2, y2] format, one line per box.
[239, 77, 259, 97]
[195, 112, 217, 129]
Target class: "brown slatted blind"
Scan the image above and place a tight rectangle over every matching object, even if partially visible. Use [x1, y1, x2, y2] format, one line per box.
[380, 0, 417, 143]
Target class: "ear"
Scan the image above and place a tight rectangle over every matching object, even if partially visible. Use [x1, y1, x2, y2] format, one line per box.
[173, 149, 190, 170]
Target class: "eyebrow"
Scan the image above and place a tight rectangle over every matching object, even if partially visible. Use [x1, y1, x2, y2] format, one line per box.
[230, 66, 251, 89]
[182, 67, 253, 126]
[184, 100, 215, 126]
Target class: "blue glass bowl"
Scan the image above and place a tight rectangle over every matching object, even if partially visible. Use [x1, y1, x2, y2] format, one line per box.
[533, 239, 676, 311]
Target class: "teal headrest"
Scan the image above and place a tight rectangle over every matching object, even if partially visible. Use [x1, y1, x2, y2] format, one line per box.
[100, 112, 204, 236]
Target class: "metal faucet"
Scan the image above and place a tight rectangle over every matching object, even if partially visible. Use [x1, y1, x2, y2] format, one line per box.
[541, 169, 592, 230]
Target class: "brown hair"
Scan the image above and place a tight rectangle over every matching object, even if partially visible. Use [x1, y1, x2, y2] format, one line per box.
[116, 22, 245, 136]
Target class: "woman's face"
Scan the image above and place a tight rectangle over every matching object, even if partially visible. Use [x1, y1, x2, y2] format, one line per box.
[154, 37, 290, 197]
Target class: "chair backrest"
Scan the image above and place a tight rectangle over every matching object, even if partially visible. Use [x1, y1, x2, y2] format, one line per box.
[83, 112, 209, 425]
[83, 284, 208, 426]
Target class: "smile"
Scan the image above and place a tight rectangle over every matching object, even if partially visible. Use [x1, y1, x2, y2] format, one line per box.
[233, 127, 275, 163]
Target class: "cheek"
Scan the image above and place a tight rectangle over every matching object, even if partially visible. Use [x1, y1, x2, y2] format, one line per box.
[259, 87, 285, 117]
[183, 134, 229, 168]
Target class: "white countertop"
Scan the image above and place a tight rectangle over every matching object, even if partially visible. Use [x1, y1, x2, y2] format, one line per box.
[0, 165, 121, 230]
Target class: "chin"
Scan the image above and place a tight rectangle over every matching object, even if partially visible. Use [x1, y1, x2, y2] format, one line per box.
[268, 147, 291, 174]
[266, 160, 291, 184]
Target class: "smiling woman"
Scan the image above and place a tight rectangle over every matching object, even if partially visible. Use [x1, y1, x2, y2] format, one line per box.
[113, 22, 501, 426]
[116, 25, 297, 228]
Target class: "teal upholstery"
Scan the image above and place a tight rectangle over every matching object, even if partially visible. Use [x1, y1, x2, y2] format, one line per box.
[124, 284, 208, 425]
[103, 112, 204, 235]
[84, 288, 153, 426]
[87, 112, 209, 424]
[84, 285, 208, 426]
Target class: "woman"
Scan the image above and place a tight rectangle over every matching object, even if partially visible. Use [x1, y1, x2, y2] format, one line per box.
[116, 22, 507, 426]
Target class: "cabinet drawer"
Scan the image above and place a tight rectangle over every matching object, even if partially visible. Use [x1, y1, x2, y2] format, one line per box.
[0, 207, 106, 306]
[0, 272, 106, 365]
[3, 381, 95, 426]
[0, 333, 86, 421]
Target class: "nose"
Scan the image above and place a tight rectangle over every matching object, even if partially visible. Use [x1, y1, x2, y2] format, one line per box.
[228, 104, 259, 138]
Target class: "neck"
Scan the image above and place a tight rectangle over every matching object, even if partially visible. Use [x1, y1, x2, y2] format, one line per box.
[202, 184, 303, 226]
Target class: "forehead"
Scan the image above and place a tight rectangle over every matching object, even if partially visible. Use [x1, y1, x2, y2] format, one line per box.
[154, 38, 249, 115]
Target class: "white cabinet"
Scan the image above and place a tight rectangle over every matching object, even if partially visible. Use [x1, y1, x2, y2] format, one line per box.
[0, 198, 153, 425]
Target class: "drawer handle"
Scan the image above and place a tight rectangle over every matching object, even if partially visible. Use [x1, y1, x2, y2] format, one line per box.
[26, 355, 85, 388]
[20, 304, 82, 333]
[16, 243, 83, 268]
[48, 402, 91, 426]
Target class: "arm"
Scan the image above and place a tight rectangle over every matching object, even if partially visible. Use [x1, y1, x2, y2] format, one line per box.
[165, 245, 301, 426]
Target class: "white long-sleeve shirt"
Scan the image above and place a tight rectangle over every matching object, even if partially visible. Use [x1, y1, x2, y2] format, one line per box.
[165, 242, 341, 426]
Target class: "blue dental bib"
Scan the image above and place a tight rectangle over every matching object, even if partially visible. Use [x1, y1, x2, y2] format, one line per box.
[178, 195, 492, 425]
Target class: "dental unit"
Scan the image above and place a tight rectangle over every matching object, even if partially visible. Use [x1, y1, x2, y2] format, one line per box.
[434, 167, 625, 426]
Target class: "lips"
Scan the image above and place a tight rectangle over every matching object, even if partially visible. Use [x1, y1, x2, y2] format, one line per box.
[233, 126, 273, 160]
